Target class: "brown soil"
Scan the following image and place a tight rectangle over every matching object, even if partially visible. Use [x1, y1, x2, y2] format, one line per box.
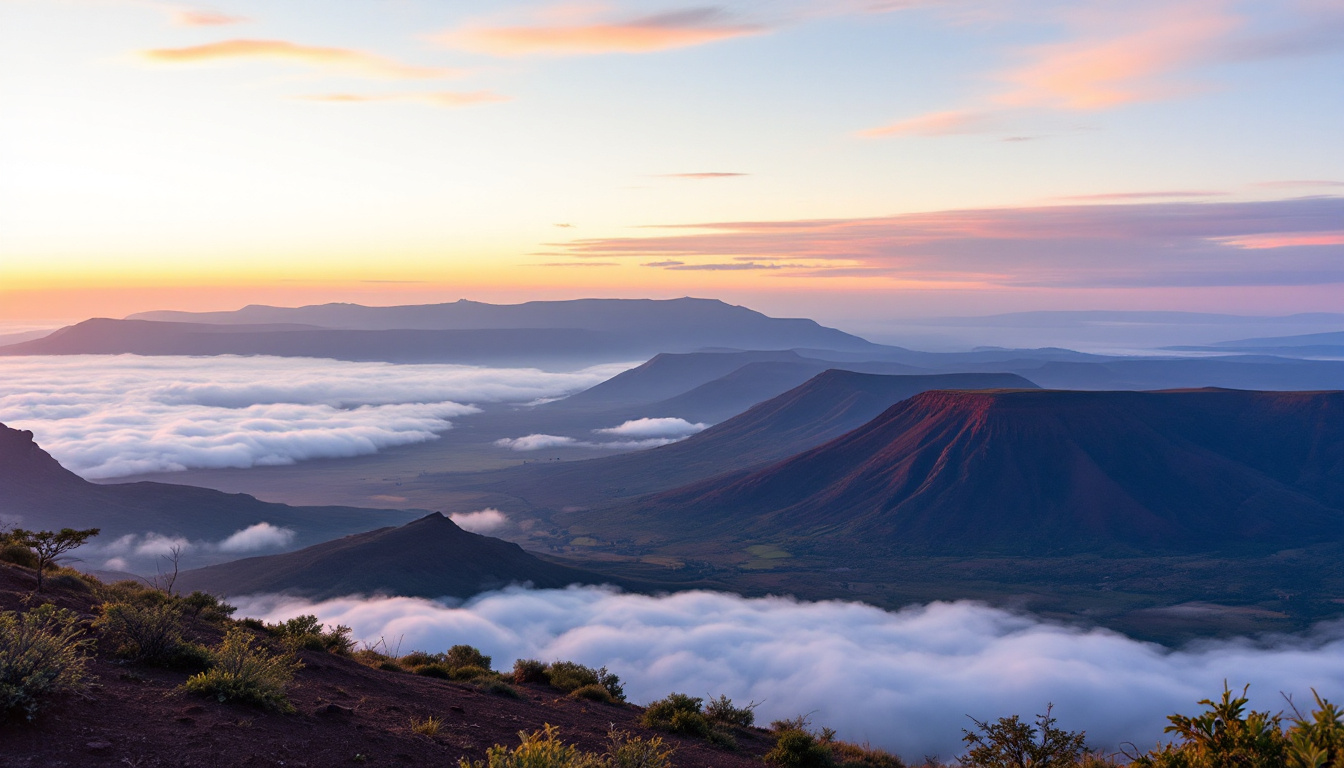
[0, 564, 773, 768]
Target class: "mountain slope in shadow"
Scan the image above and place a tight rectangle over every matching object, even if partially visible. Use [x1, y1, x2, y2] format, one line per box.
[470, 370, 1037, 507]
[0, 423, 417, 549]
[176, 512, 607, 599]
[596, 389, 1344, 555]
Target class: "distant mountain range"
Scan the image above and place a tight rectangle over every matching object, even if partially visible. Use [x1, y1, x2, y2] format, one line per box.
[0, 298, 879, 365]
[574, 388, 1344, 556]
[176, 513, 607, 599]
[0, 422, 418, 557]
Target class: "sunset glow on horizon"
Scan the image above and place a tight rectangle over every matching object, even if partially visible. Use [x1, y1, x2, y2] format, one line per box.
[2, 0, 1341, 327]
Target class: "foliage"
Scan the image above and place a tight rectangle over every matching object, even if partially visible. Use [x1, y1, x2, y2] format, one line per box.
[1286, 690, 1344, 768]
[445, 644, 492, 670]
[705, 694, 758, 728]
[569, 683, 614, 703]
[544, 661, 625, 701]
[94, 600, 205, 669]
[266, 614, 355, 655]
[960, 705, 1089, 768]
[606, 729, 675, 768]
[767, 727, 836, 768]
[642, 692, 710, 737]
[411, 715, 443, 736]
[8, 528, 100, 592]
[459, 724, 608, 768]
[180, 591, 237, 623]
[473, 678, 524, 699]
[0, 604, 92, 722]
[514, 658, 550, 684]
[182, 627, 301, 712]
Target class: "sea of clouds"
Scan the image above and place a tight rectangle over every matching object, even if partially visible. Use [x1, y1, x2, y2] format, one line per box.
[0, 355, 631, 478]
[235, 586, 1344, 761]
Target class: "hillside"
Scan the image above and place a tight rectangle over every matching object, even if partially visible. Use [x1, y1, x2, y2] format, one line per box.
[177, 513, 608, 599]
[0, 422, 418, 557]
[465, 370, 1037, 508]
[600, 389, 1344, 555]
[0, 563, 772, 768]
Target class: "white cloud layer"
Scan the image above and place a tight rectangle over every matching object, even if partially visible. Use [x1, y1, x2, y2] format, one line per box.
[0, 355, 630, 478]
[593, 417, 708, 438]
[233, 587, 1344, 761]
[218, 522, 297, 552]
[449, 508, 509, 534]
[494, 434, 579, 451]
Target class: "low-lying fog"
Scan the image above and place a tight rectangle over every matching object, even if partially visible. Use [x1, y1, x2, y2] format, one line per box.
[236, 587, 1344, 760]
[0, 355, 632, 478]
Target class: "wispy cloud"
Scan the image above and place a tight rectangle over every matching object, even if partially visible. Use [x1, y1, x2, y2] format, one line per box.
[171, 8, 246, 26]
[860, 109, 1001, 137]
[1052, 190, 1226, 201]
[440, 7, 766, 56]
[657, 172, 749, 179]
[555, 197, 1344, 289]
[860, 0, 1344, 137]
[142, 39, 456, 79]
[300, 91, 507, 107]
[532, 261, 621, 267]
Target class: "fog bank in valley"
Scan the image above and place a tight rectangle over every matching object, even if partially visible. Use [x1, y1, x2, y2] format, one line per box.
[235, 587, 1344, 760]
[0, 355, 630, 478]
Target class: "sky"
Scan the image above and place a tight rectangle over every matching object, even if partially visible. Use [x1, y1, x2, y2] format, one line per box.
[2, 0, 1342, 327]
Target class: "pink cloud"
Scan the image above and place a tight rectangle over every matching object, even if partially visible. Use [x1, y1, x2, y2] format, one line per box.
[859, 109, 1000, 137]
[441, 7, 766, 56]
[553, 197, 1344, 288]
[172, 9, 247, 27]
[142, 39, 456, 79]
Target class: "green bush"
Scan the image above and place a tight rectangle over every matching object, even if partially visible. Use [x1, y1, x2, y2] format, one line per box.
[413, 663, 454, 679]
[95, 601, 189, 664]
[570, 683, 614, 703]
[960, 705, 1090, 768]
[180, 591, 236, 622]
[1286, 690, 1344, 768]
[0, 543, 38, 569]
[514, 658, 550, 684]
[0, 604, 91, 722]
[445, 644, 492, 670]
[642, 693, 711, 738]
[607, 729, 675, 768]
[266, 614, 355, 655]
[546, 661, 625, 702]
[182, 627, 301, 712]
[768, 728, 836, 768]
[705, 694, 758, 728]
[460, 724, 607, 768]
[448, 664, 493, 681]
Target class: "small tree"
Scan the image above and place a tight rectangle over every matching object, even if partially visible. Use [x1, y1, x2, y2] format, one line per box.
[961, 704, 1089, 768]
[10, 528, 100, 593]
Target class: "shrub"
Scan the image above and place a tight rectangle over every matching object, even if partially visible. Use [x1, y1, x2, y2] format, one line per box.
[448, 664, 493, 681]
[182, 627, 301, 712]
[514, 658, 549, 684]
[445, 644, 491, 670]
[0, 604, 91, 722]
[1286, 690, 1344, 768]
[266, 614, 355, 655]
[473, 678, 523, 699]
[95, 601, 188, 664]
[411, 715, 443, 736]
[767, 728, 836, 768]
[8, 528, 99, 593]
[570, 683, 614, 703]
[460, 724, 607, 768]
[961, 705, 1090, 768]
[413, 663, 454, 679]
[642, 693, 711, 738]
[546, 661, 625, 702]
[830, 741, 906, 768]
[180, 591, 236, 622]
[0, 543, 38, 569]
[705, 694, 758, 728]
[607, 729, 675, 768]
